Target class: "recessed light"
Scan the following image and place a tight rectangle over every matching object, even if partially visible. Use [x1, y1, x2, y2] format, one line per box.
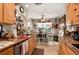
[25, 5, 29, 7]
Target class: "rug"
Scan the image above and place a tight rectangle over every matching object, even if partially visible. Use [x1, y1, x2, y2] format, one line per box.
[31, 48, 44, 55]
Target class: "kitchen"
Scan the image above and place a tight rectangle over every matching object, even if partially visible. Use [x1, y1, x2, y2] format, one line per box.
[0, 3, 79, 55]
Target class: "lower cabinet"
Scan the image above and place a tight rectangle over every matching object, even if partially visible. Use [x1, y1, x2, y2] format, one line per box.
[58, 45, 64, 55]
[59, 42, 76, 55]
[28, 36, 36, 55]
[0, 47, 13, 55]
[66, 47, 76, 55]
[58, 43, 66, 55]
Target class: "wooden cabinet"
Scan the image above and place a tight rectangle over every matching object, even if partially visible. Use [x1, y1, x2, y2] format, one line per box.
[62, 44, 67, 54]
[0, 3, 15, 24]
[0, 47, 13, 55]
[28, 37, 34, 54]
[67, 3, 79, 25]
[4, 3, 16, 24]
[66, 47, 75, 55]
[32, 35, 36, 49]
[59, 40, 76, 55]
[58, 43, 64, 55]
[66, 4, 73, 25]
[0, 4, 3, 23]
[28, 35, 36, 54]
[72, 4, 79, 24]
[58, 42, 67, 55]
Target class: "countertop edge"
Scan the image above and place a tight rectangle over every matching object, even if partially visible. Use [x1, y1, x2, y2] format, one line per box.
[0, 35, 33, 52]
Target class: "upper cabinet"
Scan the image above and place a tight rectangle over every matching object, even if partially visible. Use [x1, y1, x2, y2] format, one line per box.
[67, 3, 79, 25]
[72, 4, 79, 24]
[0, 4, 3, 23]
[0, 3, 16, 24]
[66, 4, 73, 25]
[4, 3, 16, 24]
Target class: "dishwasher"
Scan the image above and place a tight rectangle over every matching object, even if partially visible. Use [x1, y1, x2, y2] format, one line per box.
[13, 43, 22, 55]
[13, 42, 27, 55]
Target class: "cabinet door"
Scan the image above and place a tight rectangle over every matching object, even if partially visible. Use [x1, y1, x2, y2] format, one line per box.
[72, 4, 79, 24]
[0, 47, 13, 55]
[66, 47, 76, 55]
[0, 4, 3, 23]
[4, 3, 15, 24]
[66, 4, 73, 25]
[28, 37, 34, 54]
[59, 41, 68, 55]
[62, 44, 68, 55]
[32, 36, 36, 49]
[28, 36, 36, 54]
[58, 44, 64, 55]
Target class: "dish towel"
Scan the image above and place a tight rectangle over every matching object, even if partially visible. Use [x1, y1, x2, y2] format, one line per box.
[21, 42, 26, 55]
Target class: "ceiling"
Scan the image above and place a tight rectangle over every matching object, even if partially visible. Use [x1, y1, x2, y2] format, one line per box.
[20, 3, 66, 19]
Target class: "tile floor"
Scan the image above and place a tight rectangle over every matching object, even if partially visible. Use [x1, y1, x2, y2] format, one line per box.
[36, 42, 58, 55]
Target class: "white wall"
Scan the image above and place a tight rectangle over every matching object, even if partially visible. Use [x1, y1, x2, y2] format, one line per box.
[16, 4, 28, 29]
[16, 4, 29, 34]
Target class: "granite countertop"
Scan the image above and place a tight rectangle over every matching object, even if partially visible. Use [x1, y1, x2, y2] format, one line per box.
[0, 35, 33, 52]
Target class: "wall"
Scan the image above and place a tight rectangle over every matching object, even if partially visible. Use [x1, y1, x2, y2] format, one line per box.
[2, 25, 17, 37]
[16, 4, 34, 34]
[26, 18, 33, 33]
[16, 5, 28, 29]
[16, 4, 29, 34]
[31, 18, 59, 37]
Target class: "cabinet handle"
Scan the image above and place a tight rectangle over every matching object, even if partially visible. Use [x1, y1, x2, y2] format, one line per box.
[74, 8, 77, 11]
[77, 14, 79, 16]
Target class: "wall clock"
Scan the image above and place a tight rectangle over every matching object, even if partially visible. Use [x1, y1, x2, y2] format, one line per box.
[19, 6, 24, 13]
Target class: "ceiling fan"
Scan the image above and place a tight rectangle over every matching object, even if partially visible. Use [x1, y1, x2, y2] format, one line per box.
[41, 15, 46, 22]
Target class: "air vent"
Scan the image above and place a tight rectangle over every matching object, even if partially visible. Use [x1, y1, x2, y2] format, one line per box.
[35, 3, 42, 5]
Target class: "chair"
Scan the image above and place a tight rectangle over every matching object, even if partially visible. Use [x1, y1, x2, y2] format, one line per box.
[37, 33, 43, 43]
[37, 33, 48, 43]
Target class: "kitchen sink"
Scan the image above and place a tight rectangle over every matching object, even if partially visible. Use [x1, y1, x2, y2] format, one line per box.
[72, 44, 79, 49]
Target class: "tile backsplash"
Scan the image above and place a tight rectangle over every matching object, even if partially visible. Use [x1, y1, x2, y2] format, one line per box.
[2, 24, 17, 37]
[66, 25, 79, 32]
